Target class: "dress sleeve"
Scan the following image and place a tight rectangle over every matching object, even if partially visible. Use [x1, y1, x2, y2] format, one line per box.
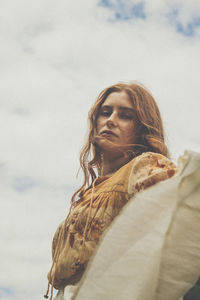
[128, 152, 177, 195]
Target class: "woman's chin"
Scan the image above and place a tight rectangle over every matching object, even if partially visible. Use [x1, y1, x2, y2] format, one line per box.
[93, 135, 124, 155]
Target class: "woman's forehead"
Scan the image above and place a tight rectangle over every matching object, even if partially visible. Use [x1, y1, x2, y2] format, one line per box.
[102, 91, 133, 108]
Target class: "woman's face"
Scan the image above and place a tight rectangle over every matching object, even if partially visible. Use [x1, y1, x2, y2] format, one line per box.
[96, 91, 138, 147]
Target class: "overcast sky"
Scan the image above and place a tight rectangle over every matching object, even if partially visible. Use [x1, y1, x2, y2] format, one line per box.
[0, 0, 200, 299]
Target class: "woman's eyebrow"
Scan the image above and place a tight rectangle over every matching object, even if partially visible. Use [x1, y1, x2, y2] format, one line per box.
[101, 105, 111, 109]
[118, 106, 134, 112]
[101, 105, 134, 111]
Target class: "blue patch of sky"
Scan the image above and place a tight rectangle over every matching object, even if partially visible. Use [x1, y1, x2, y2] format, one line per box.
[12, 176, 38, 192]
[0, 287, 14, 297]
[168, 8, 200, 37]
[98, 0, 146, 21]
[177, 18, 200, 36]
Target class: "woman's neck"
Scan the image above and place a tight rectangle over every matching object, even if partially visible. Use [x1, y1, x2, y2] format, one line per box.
[100, 153, 130, 176]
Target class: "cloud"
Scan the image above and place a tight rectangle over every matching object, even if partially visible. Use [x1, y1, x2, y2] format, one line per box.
[99, 0, 146, 21]
[12, 176, 38, 192]
[98, 0, 200, 36]
[0, 287, 14, 299]
[167, 7, 200, 36]
[0, 0, 200, 299]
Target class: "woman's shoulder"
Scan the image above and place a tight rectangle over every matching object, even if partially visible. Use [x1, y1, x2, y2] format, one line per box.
[130, 151, 176, 168]
[128, 152, 177, 195]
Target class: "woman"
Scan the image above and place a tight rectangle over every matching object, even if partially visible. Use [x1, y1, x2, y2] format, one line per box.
[45, 82, 177, 300]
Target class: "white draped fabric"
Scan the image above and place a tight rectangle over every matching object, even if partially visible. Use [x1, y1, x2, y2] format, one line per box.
[55, 150, 200, 300]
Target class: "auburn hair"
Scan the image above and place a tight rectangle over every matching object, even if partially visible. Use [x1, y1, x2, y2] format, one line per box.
[71, 82, 169, 204]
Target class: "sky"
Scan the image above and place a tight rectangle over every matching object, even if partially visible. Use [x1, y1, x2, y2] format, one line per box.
[0, 0, 200, 299]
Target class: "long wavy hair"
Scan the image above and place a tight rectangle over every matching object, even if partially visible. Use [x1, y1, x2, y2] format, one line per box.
[71, 82, 169, 204]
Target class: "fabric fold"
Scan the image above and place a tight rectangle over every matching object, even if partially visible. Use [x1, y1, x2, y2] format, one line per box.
[72, 150, 200, 300]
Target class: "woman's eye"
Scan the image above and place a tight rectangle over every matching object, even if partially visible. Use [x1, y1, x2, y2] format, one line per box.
[120, 113, 133, 120]
[100, 110, 111, 117]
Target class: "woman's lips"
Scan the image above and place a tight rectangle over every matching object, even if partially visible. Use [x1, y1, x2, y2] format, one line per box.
[100, 130, 117, 137]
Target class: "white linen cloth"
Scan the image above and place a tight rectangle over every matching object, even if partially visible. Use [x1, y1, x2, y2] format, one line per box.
[53, 286, 77, 300]
[70, 150, 200, 300]
[53, 150, 200, 300]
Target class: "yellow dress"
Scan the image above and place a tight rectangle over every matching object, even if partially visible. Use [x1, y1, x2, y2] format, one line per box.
[48, 152, 176, 291]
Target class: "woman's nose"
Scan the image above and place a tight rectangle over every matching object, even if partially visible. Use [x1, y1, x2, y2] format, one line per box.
[106, 112, 117, 127]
